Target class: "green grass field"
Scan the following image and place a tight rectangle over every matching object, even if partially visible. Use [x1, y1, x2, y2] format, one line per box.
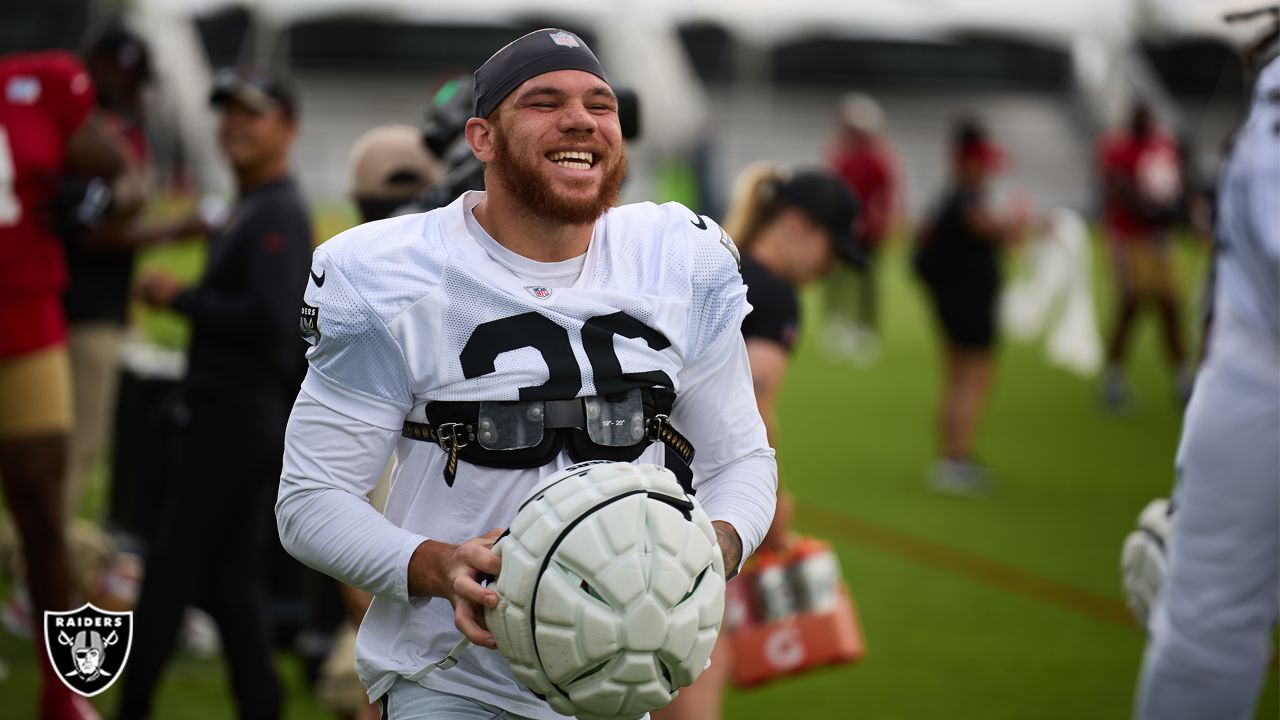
[0, 214, 1275, 719]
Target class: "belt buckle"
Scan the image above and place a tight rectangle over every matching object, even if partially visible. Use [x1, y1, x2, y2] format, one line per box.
[436, 422, 471, 450]
[646, 413, 669, 442]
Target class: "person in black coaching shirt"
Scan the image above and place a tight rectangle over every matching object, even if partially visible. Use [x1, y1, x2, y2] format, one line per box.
[913, 118, 1026, 495]
[120, 68, 311, 720]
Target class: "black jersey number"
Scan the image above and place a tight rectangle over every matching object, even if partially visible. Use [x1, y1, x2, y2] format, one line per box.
[460, 311, 674, 399]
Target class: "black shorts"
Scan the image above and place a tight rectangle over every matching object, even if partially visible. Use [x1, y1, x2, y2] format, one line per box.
[928, 284, 997, 349]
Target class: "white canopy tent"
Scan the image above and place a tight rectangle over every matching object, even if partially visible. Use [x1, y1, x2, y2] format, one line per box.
[133, 0, 715, 198]
[128, 0, 1255, 201]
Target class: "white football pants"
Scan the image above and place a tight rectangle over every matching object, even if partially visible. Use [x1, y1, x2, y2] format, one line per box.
[380, 678, 652, 720]
[1135, 359, 1280, 720]
[382, 678, 539, 719]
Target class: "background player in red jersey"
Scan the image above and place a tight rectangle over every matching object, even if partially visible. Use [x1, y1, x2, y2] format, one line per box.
[829, 96, 900, 317]
[0, 49, 139, 720]
[1096, 103, 1191, 409]
[60, 27, 207, 521]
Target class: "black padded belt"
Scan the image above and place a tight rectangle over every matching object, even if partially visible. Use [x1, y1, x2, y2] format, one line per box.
[402, 388, 695, 492]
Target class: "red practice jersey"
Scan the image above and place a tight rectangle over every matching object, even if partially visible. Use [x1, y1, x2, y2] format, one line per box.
[830, 138, 899, 249]
[1098, 130, 1181, 242]
[0, 51, 96, 355]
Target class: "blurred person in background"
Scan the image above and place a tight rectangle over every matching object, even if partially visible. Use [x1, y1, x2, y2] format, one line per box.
[1133, 55, 1279, 720]
[116, 67, 311, 720]
[1097, 103, 1192, 410]
[0, 47, 142, 720]
[348, 123, 441, 224]
[314, 122, 441, 720]
[913, 118, 1024, 494]
[655, 164, 860, 720]
[825, 93, 901, 362]
[61, 26, 207, 520]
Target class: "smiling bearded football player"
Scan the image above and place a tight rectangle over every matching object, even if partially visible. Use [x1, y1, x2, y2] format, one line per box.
[275, 29, 778, 719]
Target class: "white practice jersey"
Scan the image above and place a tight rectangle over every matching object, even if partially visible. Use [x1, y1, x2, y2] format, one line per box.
[276, 191, 777, 716]
[1209, 57, 1280, 385]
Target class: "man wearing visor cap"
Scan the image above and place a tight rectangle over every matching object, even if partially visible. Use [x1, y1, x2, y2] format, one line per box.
[207, 67, 298, 118]
[276, 29, 777, 718]
[119, 66, 311, 720]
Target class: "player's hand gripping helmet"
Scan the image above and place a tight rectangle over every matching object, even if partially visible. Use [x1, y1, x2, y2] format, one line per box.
[485, 461, 726, 720]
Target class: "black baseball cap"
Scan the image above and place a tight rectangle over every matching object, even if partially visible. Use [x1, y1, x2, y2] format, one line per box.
[775, 170, 863, 266]
[85, 27, 152, 81]
[953, 118, 1005, 171]
[209, 67, 298, 118]
[473, 28, 608, 119]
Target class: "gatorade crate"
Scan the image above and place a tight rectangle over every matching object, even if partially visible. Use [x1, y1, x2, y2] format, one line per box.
[725, 541, 865, 687]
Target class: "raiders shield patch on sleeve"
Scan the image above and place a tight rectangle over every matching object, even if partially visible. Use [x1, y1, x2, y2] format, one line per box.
[719, 229, 742, 272]
[300, 301, 321, 344]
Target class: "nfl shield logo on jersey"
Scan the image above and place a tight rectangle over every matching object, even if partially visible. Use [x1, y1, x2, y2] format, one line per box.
[525, 285, 553, 300]
[44, 604, 133, 697]
[549, 31, 580, 48]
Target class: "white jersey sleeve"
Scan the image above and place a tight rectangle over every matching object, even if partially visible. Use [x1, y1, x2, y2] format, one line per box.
[1244, 59, 1280, 265]
[1211, 57, 1280, 373]
[683, 210, 748, 363]
[666, 208, 777, 568]
[276, 388, 427, 601]
[278, 215, 442, 601]
[301, 216, 433, 429]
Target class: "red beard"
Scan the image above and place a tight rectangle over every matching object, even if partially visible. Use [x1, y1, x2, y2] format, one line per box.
[489, 124, 627, 225]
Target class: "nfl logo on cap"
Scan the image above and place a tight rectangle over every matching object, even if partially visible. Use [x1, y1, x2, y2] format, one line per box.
[549, 31, 580, 48]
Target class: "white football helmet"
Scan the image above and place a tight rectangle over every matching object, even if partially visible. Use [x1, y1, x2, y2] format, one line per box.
[1121, 498, 1174, 631]
[485, 461, 725, 720]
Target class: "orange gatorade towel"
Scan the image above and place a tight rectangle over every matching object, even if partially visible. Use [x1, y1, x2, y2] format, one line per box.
[726, 537, 865, 687]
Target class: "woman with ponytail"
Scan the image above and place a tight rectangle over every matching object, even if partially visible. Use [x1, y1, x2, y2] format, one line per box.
[655, 163, 859, 720]
[724, 163, 862, 444]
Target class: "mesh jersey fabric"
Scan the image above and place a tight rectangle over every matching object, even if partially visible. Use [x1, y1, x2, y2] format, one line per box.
[303, 191, 747, 413]
[289, 191, 773, 717]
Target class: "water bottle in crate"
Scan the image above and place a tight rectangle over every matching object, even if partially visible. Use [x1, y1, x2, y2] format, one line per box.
[727, 536, 865, 687]
[751, 551, 797, 622]
[788, 537, 841, 613]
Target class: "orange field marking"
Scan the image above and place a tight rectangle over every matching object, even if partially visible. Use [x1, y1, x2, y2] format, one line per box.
[796, 499, 1136, 626]
[798, 500, 1280, 670]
